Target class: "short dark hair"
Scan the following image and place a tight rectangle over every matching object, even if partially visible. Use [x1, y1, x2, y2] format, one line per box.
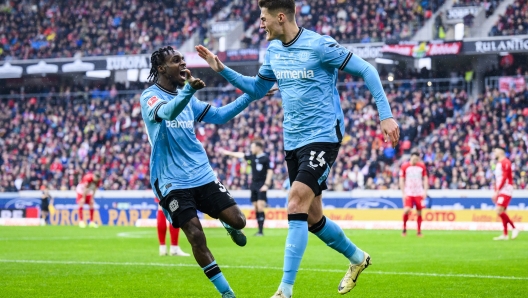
[147, 46, 176, 82]
[252, 140, 264, 149]
[410, 152, 420, 157]
[258, 0, 295, 18]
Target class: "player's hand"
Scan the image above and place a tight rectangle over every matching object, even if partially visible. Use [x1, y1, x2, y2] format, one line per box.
[491, 192, 498, 203]
[265, 88, 279, 97]
[380, 118, 400, 148]
[259, 184, 269, 192]
[195, 45, 225, 72]
[185, 69, 206, 90]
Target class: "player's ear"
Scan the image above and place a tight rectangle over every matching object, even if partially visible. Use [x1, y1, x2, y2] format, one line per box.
[157, 64, 166, 74]
[277, 12, 286, 23]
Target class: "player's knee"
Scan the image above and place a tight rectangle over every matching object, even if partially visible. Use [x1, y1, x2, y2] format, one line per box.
[287, 192, 305, 213]
[230, 213, 246, 230]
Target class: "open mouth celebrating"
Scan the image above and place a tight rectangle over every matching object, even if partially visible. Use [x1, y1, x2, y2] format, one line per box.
[179, 69, 187, 80]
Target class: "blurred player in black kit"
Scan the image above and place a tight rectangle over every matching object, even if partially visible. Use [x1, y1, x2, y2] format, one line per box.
[221, 141, 273, 236]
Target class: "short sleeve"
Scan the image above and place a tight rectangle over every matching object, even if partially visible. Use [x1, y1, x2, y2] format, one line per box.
[191, 96, 211, 122]
[318, 35, 353, 71]
[257, 49, 277, 82]
[399, 164, 407, 178]
[141, 90, 168, 123]
[245, 154, 253, 161]
[421, 163, 428, 177]
[266, 156, 274, 170]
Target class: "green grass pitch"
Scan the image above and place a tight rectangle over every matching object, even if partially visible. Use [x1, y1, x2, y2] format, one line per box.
[0, 226, 527, 297]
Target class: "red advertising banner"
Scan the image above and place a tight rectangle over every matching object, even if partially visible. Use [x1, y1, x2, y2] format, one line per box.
[382, 41, 462, 58]
[498, 76, 526, 93]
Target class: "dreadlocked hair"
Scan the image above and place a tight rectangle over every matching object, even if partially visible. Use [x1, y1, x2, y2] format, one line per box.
[147, 46, 176, 82]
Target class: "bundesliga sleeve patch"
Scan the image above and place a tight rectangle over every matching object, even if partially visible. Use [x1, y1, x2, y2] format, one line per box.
[147, 96, 159, 107]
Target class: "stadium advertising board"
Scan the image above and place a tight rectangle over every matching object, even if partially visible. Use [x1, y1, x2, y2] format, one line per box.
[216, 49, 259, 63]
[0, 209, 28, 219]
[446, 6, 480, 20]
[237, 209, 528, 223]
[210, 21, 241, 36]
[498, 76, 526, 93]
[0, 52, 214, 75]
[463, 36, 528, 54]
[341, 43, 384, 59]
[381, 41, 463, 58]
[1, 190, 527, 226]
[0, 196, 159, 226]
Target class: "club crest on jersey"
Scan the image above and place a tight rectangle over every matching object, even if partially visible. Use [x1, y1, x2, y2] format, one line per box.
[298, 51, 309, 62]
[147, 96, 159, 107]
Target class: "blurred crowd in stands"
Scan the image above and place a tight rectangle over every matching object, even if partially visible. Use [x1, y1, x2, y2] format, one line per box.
[419, 86, 528, 190]
[1, 77, 527, 192]
[2, 0, 526, 62]
[0, 0, 231, 60]
[489, 0, 528, 36]
[241, 0, 446, 48]
[0, 0, 452, 60]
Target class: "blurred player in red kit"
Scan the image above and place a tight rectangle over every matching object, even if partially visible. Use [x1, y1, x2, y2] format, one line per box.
[76, 171, 101, 228]
[399, 152, 428, 237]
[492, 146, 519, 240]
[155, 197, 190, 256]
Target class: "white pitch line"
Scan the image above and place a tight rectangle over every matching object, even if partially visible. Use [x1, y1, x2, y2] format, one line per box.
[0, 259, 527, 281]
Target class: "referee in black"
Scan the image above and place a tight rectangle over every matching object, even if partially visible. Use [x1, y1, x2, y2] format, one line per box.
[40, 183, 53, 226]
[221, 140, 273, 236]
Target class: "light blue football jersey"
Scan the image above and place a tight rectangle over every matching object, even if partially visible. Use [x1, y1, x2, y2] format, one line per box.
[140, 83, 216, 196]
[257, 28, 358, 150]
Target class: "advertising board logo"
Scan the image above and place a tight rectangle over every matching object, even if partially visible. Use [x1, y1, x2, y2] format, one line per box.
[343, 198, 399, 209]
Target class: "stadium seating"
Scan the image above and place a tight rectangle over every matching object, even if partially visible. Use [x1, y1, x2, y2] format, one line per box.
[213, 81, 466, 191]
[0, 0, 232, 60]
[452, 0, 504, 19]
[0, 87, 152, 191]
[489, 0, 528, 36]
[240, 0, 447, 48]
[4, 78, 512, 191]
[415, 87, 528, 190]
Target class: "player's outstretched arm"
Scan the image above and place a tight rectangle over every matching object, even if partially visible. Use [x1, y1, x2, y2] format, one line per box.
[195, 45, 275, 99]
[220, 149, 245, 159]
[342, 55, 399, 147]
[193, 88, 278, 125]
[156, 70, 205, 121]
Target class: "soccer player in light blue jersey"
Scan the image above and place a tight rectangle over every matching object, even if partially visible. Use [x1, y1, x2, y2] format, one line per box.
[140, 46, 274, 298]
[196, 1, 400, 297]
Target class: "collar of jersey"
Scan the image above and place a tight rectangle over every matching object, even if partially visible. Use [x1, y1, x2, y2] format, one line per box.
[282, 27, 304, 47]
[256, 153, 266, 158]
[155, 83, 179, 95]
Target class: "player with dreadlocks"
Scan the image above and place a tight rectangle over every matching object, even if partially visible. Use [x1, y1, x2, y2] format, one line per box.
[140, 46, 276, 298]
